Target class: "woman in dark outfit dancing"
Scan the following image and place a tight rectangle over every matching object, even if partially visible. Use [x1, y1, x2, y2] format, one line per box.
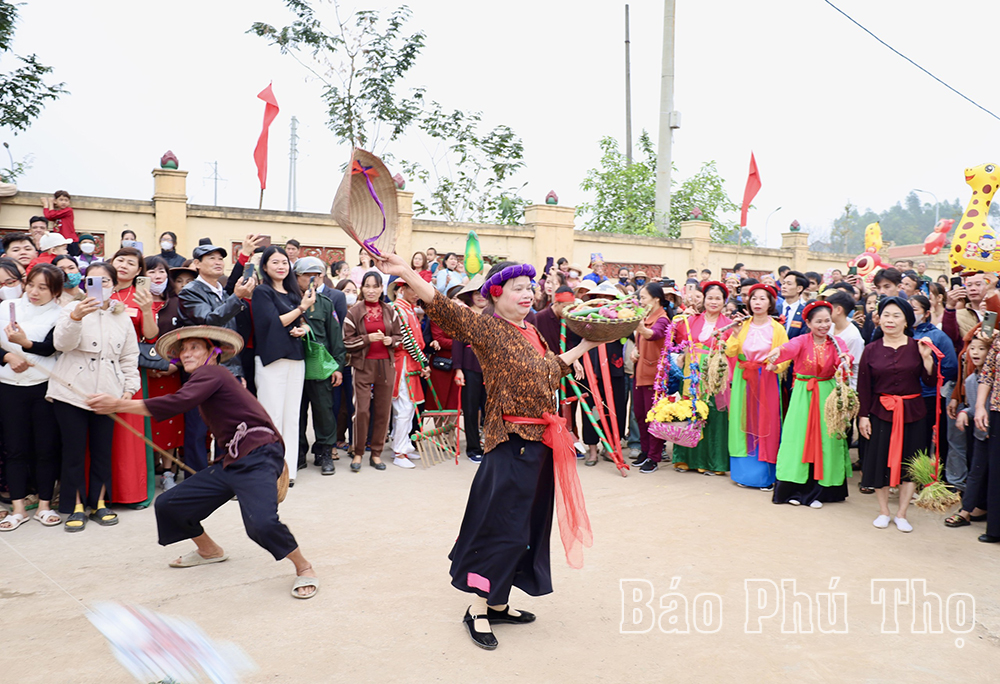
[379, 253, 600, 650]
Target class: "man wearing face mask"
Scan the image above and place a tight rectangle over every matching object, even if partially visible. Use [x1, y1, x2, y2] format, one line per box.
[158, 231, 186, 268]
[75, 234, 103, 269]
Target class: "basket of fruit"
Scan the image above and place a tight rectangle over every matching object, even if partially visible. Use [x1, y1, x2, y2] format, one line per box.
[563, 297, 645, 343]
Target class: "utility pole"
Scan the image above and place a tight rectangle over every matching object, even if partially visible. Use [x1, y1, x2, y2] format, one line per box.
[288, 116, 299, 212]
[625, 5, 633, 164]
[654, 0, 679, 234]
[204, 161, 225, 206]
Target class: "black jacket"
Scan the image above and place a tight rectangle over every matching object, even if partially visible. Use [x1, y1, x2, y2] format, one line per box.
[178, 278, 247, 378]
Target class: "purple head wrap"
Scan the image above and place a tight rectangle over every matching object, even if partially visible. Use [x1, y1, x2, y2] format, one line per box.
[480, 263, 537, 298]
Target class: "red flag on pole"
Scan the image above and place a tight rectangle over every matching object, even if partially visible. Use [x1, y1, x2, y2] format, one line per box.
[253, 83, 280, 191]
[740, 152, 761, 228]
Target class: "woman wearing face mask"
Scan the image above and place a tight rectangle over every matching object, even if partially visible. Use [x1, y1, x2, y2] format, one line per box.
[120, 229, 137, 249]
[670, 282, 733, 476]
[764, 301, 854, 508]
[252, 246, 312, 484]
[342, 272, 401, 471]
[49, 262, 140, 532]
[75, 234, 102, 269]
[51, 255, 85, 304]
[158, 231, 185, 268]
[724, 284, 789, 491]
[142, 255, 185, 485]
[333, 278, 359, 450]
[0, 264, 64, 531]
[109, 246, 160, 507]
[0, 258, 24, 301]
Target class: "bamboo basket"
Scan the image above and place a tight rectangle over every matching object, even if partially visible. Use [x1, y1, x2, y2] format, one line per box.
[563, 299, 643, 343]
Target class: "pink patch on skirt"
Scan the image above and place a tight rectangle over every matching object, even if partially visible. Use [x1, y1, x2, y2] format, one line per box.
[467, 572, 490, 593]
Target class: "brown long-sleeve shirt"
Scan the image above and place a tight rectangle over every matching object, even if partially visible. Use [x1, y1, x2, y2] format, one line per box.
[423, 292, 571, 451]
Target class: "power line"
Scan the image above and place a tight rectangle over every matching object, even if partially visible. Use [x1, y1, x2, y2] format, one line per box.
[822, 0, 1000, 123]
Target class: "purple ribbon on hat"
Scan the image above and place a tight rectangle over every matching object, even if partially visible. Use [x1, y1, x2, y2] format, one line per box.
[480, 263, 537, 298]
[352, 160, 387, 256]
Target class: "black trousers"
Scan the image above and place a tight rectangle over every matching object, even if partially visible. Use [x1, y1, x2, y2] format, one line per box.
[154, 442, 297, 561]
[53, 400, 114, 514]
[986, 413, 1000, 538]
[961, 432, 988, 514]
[461, 369, 487, 456]
[300, 377, 337, 459]
[0, 383, 59, 501]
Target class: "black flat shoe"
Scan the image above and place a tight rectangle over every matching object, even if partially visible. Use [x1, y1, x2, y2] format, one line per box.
[486, 605, 536, 625]
[89, 507, 118, 526]
[369, 456, 386, 471]
[463, 608, 498, 650]
[321, 455, 336, 475]
[978, 534, 1000, 543]
[350, 460, 362, 472]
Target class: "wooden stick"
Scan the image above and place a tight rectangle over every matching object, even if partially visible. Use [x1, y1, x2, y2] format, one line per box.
[31, 362, 196, 476]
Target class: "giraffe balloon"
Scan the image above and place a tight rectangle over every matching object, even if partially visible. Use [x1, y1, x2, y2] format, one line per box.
[949, 162, 1000, 273]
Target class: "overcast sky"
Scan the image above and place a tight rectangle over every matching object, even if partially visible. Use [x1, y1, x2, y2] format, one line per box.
[8, 0, 1000, 247]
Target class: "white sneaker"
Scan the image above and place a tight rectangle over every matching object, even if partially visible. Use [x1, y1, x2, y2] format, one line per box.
[788, 499, 801, 506]
[407, 451, 421, 459]
[873, 514, 891, 529]
[393, 456, 416, 469]
[162, 472, 176, 491]
[809, 501, 823, 509]
[894, 516, 913, 532]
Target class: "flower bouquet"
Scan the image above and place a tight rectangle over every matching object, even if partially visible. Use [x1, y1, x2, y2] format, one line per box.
[647, 394, 709, 447]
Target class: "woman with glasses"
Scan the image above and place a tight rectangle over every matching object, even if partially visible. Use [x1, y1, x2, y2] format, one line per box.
[0, 264, 64, 531]
[0, 258, 24, 301]
[48, 262, 140, 532]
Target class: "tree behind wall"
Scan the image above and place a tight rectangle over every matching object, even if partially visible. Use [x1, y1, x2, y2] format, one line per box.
[578, 132, 752, 244]
[0, 1, 66, 181]
[249, 1, 527, 224]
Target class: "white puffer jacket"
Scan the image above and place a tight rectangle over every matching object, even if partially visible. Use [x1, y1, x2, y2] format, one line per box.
[46, 302, 141, 410]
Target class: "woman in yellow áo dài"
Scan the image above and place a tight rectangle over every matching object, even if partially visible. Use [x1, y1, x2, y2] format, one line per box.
[671, 281, 733, 475]
[724, 284, 789, 490]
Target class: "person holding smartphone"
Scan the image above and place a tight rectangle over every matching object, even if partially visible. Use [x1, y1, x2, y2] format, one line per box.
[0, 265, 64, 531]
[252, 246, 312, 485]
[107, 246, 159, 508]
[49, 262, 140, 532]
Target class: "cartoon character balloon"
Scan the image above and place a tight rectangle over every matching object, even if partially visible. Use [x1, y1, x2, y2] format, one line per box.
[949, 163, 1000, 273]
[922, 218, 954, 256]
[848, 222, 887, 285]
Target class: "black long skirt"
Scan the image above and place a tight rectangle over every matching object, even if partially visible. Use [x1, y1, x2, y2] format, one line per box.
[449, 433, 554, 606]
[859, 415, 927, 489]
[772, 464, 849, 506]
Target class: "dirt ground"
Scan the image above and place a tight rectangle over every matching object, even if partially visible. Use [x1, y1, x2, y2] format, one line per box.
[2, 444, 1000, 684]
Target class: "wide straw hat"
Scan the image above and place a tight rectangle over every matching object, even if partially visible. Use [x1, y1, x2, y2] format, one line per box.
[332, 148, 399, 259]
[456, 274, 486, 303]
[154, 325, 244, 363]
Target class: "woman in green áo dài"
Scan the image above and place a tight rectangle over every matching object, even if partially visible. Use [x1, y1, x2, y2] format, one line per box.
[671, 281, 733, 475]
[764, 301, 854, 508]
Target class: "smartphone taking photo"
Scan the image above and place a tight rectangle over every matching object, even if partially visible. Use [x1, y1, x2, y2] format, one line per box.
[983, 311, 998, 338]
[86, 276, 104, 302]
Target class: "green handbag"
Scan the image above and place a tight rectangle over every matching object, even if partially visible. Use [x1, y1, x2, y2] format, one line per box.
[303, 329, 340, 380]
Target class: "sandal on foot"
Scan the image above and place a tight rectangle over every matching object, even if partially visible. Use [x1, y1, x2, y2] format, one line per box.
[463, 608, 498, 650]
[33, 510, 61, 526]
[486, 605, 536, 624]
[64, 511, 87, 533]
[584, 457, 598, 467]
[89, 507, 119, 526]
[0, 512, 28, 531]
[291, 575, 319, 599]
[945, 514, 971, 527]
[169, 550, 229, 568]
